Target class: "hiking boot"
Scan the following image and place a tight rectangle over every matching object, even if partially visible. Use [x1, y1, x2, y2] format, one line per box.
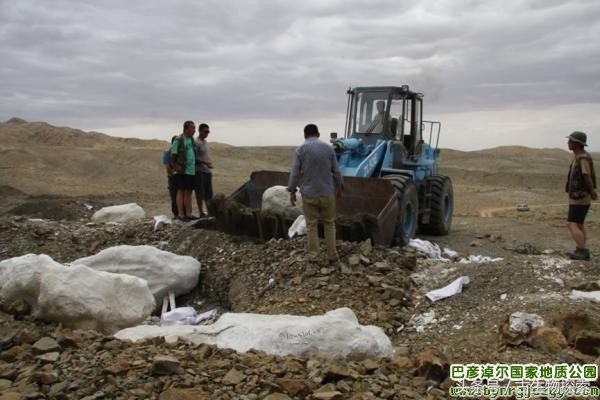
[569, 247, 591, 261]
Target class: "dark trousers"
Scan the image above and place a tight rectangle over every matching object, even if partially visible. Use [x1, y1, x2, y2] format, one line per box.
[168, 175, 177, 217]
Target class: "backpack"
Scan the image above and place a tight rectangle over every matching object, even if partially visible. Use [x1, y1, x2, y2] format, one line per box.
[171, 134, 187, 174]
[162, 150, 171, 166]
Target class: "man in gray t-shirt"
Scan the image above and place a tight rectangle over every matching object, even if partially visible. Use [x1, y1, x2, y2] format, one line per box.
[193, 123, 213, 216]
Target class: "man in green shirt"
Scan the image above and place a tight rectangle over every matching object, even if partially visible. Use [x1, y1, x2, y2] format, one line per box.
[170, 120, 196, 220]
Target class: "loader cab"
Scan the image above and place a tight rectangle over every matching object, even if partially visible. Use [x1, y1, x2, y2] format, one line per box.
[345, 86, 423, 157]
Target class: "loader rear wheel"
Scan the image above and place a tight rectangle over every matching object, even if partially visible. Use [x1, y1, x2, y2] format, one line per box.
[383, 175, 419, 247]
[420, 175, 453, 235]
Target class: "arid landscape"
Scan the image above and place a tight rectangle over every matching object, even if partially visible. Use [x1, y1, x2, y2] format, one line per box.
[1, 118, 600, 399]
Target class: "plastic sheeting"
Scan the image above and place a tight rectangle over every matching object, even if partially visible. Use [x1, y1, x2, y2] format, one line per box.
[409, 239, 503, 264]
[425, 276, 470, 302]
[569, 290, 600, 303]
[160, 307, 218, 326]
[288, 215, 307, 238]
[0, 254, 154, 334]
[153, 215, 172, 231]
[116, 307, 393, 360]
[409, 239, 447, 260]
[71, 245, 201, 305]
[91, 203, 145, 223]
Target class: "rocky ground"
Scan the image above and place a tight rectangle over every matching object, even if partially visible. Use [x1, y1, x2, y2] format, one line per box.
[2, 193, 600, 399]
[1, 310, 450, 400]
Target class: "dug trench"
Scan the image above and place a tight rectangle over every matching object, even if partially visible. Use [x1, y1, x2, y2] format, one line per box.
[0, 208, 419, 334]
[170, 226, 418, 331]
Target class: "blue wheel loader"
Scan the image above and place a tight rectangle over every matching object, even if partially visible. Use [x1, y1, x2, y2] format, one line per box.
[208, 85, 453, 247]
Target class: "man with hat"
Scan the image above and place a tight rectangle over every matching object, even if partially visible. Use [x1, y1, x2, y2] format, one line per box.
[565, 131, 597, 260]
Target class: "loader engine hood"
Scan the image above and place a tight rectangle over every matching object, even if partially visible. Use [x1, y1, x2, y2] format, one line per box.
[333, 137, 364, 153]
[334, 137, 387, 178]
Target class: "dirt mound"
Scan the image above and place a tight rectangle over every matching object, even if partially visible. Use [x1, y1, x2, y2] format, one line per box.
[4, 198, 96, 221]
[0, 185, 26, 198]
[172, 228, 418, 335]
[0, 216, 177, 262]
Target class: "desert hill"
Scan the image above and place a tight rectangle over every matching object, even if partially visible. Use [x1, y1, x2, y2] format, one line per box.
[0, 118, 294, 197]
[440, 146, 576, 190]
[1, 117, 167, 149]
[0, 118, 585, 213]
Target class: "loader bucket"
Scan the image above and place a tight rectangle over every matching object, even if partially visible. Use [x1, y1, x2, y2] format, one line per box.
[207, 170, 399, 246]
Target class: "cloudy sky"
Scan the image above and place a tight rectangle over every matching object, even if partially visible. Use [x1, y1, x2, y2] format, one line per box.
[1, 0, 599, 150]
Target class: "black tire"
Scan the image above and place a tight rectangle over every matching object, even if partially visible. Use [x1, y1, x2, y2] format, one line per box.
[383, 175, 419, 246]
[420, 175, 453, 235]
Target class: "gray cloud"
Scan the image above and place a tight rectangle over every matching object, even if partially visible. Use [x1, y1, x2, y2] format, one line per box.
[0, 0, 599, 149]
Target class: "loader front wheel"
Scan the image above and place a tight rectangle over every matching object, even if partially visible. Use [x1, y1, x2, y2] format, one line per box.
[383, 175, 419, 247]
[420, 175, 453, 235]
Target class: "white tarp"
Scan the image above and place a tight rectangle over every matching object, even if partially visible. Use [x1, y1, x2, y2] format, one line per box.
[426, 276, 470, 302]
[459, 255, 504, 263]
[409, 239, 503, 264]
[91, 203, 145, 223]
[0, 254, 155, 334]
[160, 307, 218, 327]
[409, 239, 447, 260]
[288, 215, 307, 238]
[116, 307, 393, 360]
[153, 215, 172, 231]
[71, 245, 201, 304]
[443, 248, 459, 260]
[569, 290, 600, 303]
[261, 186, 303, 219]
